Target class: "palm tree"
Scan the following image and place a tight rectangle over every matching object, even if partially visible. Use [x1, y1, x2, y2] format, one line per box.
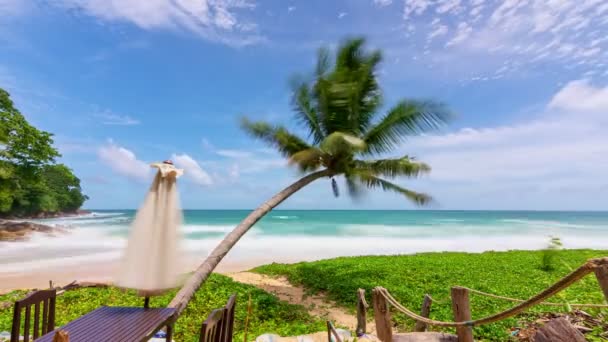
[169, 38, 450, 315]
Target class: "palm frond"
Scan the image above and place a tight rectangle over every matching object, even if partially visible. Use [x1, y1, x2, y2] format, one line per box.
[363, 100, 450, 154]
[354, 171, 432, 205]
[289, 148, 324, 172]
[325, 38, 383, 135]
[345, 173, 365, 199]
[240, 118, 311, 157]
[336, 38, 366, 69]
[291, 82, 325, 144]
[316, 47, 330, 77]
[354, 156, 430, 179]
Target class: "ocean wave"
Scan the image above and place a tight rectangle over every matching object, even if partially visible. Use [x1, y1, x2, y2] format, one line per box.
[433, 219, 465, 222]
[41, 216, 131, 228]
[336, 223, 572, 237]
[88, 212, 126, 217]
[3, 226, 608, 279]
[271, 215, 299, 220]
[499, 219, 591, 229]
[182, 225, 235, 234]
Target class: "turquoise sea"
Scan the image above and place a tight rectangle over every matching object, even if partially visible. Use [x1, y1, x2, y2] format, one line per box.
[2, 210, 608, 273]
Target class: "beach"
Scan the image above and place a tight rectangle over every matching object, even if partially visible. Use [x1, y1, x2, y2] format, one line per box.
[2, 210, 608, 291]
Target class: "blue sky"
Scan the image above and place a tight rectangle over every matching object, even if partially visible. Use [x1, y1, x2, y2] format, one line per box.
[1, 0, 607, 210]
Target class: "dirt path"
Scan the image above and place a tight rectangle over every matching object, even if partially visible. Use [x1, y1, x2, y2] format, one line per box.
[227, 272, 375, 333]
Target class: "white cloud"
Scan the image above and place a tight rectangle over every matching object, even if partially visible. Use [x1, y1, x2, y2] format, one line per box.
[404, 80, 608, 207]
[403, 0, 432, 19]
[428, 24, 448, 40]
[549, 79, 608, 113]
[393, 0, 608, 80]
[95, 111, 140, 125]
[373, 0, 392, 7]
[436, 0, 461, 14]
[50, 0, 263, 46]
[338, 12, 347, 19]
[172, 153, 213, 186]
[287, 6, 296, 13]
[98, 141, 150, 180]
[0, 0, 26, 16]
[201, 138, 215, 151]
[216, 149, 253, 158]
[445, 22, 471, 46]
[214, 148, 284, 174]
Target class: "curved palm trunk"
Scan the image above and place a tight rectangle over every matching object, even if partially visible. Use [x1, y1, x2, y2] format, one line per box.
[168, 168, 332, 316]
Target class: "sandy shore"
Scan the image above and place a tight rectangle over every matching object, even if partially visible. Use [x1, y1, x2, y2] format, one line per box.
[0, 255, 304, 293]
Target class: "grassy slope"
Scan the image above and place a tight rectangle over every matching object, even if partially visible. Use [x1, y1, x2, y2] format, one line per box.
[254, 249, 608, 341]
[0, 274, 325, 341]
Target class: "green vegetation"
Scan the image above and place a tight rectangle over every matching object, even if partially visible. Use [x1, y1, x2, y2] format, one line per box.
[255, 250, 608, 341]
[241, 38, 450, 204]
[173, 37, 452, 317]
[0, 274, 325, 341]
[0, 88, 87, 217]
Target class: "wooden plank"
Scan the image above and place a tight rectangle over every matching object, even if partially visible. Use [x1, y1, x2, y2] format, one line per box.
[34, 302, 40, 339]
[533, 318, 585, 342]
[42, 298, 49, 334]
[35, 307, 175, 342]
[356, 288, 368, 336]
[450, 287, 473, 342]
[594, 265, 608, 302]
[372, 288, 393, 342]
[11, 304, 21, 342]
[24, 305, 31, 342]
[414, 295, 433, 332]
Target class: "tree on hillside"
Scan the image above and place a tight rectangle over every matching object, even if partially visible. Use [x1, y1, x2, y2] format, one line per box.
[169, 38, 451, 315]
[0, 88, 59, 168]
[41, 164, 89, 212]
[0, 88, 87, 216]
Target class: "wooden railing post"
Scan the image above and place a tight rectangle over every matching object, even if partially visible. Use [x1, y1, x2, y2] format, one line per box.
[451, 287, 474, 342]
[594, 265, 608, 302]
[356, 289, 368, 336]
[414, 294, 433, 332]
[372, 288, 392, 342]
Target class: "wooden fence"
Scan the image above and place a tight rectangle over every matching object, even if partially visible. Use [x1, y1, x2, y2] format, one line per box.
[355, 257, 608, 342]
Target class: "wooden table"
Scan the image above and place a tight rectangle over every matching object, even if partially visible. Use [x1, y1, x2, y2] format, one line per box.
[36, 306, 176, 342]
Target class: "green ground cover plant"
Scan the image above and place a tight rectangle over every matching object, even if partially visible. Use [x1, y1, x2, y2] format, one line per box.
[0, 274, 325, 341]
[255, 249, 608, 340]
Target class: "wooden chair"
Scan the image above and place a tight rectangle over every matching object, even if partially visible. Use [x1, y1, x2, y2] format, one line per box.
[220, 294, 236, 342]
[327, 321, 343, 342]
[11, 289, 57, 342]
[199, 294, 236, 342]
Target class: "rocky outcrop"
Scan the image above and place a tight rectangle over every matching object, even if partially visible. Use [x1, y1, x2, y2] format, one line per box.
[2, 209, 91, 220]
[0, 220, 67, 241]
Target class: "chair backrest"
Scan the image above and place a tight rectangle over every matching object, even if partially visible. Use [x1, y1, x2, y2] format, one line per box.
[199, 294, 237, 342]
[11, 289, 57, 342]
[221, 294, 236, 342]
[199, 308, 226, 342]
[327, 321, 343, 342]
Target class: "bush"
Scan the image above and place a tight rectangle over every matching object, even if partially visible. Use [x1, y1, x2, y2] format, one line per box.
[255, 249, 608, 341]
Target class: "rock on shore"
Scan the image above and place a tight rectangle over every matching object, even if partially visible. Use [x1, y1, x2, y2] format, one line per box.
[4, 209, 91, 220]
[0, 220, 68, 241]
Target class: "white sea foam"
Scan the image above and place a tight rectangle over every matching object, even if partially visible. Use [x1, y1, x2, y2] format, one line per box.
[2, 216, 608, 280]
[181, 225, 235, 234]
[271, 215, 299, 220]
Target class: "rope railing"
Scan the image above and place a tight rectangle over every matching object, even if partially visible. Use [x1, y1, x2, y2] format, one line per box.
[461, 286, 608, 308]
[373, 257, 608, 328]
